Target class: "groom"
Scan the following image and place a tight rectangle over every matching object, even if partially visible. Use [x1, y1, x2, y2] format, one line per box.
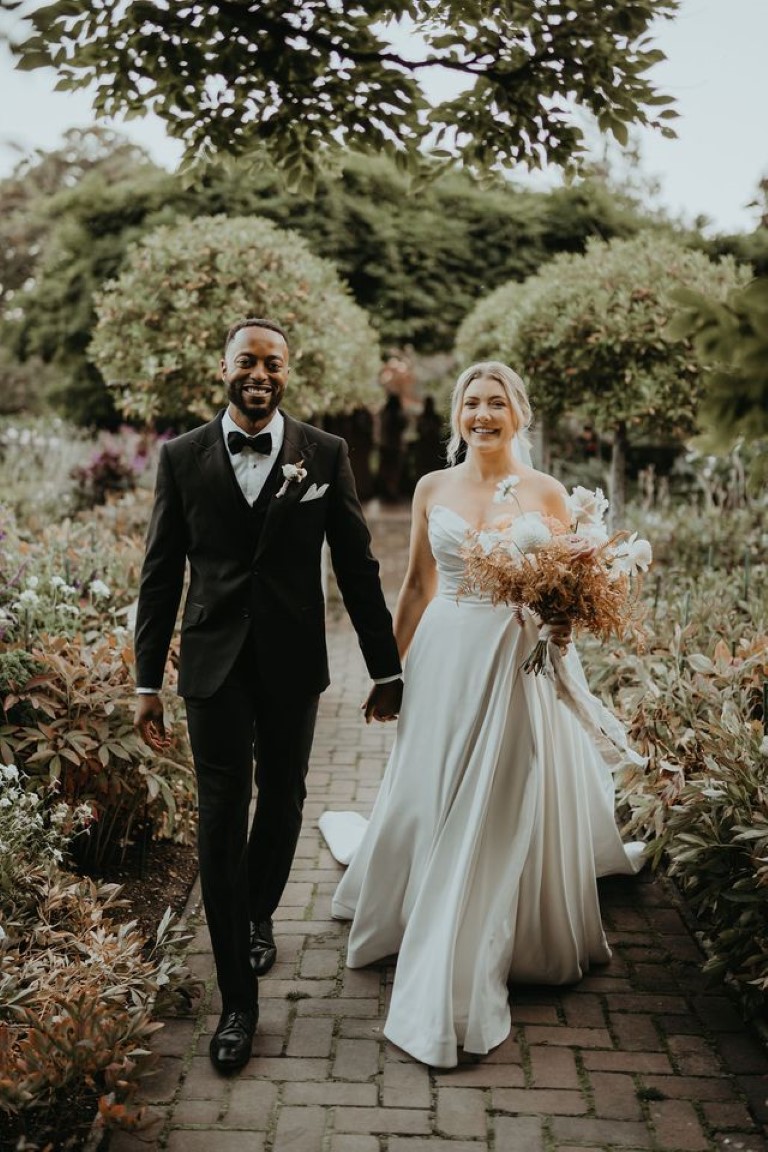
[134, 317, 403, 1072]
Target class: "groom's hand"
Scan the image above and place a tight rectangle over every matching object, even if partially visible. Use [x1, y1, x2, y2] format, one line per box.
[134, 693, 172, 752]
[362, 679, 403, 724]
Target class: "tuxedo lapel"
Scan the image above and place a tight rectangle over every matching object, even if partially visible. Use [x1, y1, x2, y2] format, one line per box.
[192, 412, 252, 522]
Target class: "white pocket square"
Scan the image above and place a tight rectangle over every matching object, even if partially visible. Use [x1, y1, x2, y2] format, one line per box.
[300, 482, 329, 503]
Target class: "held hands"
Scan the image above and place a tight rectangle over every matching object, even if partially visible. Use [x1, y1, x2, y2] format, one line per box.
[362, 679, 403, 724]
[134, 694, 172, 753]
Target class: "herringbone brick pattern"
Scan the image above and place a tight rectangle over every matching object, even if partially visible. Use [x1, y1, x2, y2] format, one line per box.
[110, 508, 768, 1152]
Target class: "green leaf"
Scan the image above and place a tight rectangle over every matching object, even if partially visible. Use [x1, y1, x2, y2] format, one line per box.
[15, 49, 54, 71]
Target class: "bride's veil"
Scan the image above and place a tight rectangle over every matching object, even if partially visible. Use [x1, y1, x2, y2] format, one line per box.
[511, 434, 533, 467]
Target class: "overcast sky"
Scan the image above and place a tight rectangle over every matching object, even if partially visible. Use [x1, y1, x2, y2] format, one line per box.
[0, 0, 766, 236]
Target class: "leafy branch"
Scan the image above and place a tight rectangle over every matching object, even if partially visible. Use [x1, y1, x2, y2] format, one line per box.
[11, 0, 680, 184]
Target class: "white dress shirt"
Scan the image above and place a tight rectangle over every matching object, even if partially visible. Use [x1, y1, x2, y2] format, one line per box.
[223, 408, 284, 504]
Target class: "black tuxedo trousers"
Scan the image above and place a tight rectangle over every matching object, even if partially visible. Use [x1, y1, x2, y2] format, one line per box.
[186, 632, 319, 1013]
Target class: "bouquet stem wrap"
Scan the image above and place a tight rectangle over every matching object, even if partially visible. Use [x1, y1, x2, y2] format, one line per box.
[522, 620, 562, 675]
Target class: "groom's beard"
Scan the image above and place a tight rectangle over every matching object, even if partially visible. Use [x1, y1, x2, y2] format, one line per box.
[227, 380, 284, 423]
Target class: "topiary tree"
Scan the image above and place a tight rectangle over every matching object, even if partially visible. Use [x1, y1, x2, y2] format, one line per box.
[89, 215, 381, 426]
[455, 233, 749, 518]
[455, 280, 542, 367]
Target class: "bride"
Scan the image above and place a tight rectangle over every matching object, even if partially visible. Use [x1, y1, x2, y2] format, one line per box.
[324, 361, 645, 1068]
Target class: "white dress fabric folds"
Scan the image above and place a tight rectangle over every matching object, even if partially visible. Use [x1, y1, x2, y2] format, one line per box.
[328, 505, 645, 1068]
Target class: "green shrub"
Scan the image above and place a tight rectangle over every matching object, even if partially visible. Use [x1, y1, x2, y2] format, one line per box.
[1, 633, 195, 868]
[664, 745, 768, 1009]
[579, 499, 767, 1008]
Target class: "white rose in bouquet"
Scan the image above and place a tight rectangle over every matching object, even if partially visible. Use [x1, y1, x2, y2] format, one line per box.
[568, 485, 609, 525]
[506, 512, 552, 557]
[572, 520, 609, 545]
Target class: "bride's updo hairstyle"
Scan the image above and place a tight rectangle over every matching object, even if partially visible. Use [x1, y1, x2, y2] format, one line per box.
[446, 361, 533, 466]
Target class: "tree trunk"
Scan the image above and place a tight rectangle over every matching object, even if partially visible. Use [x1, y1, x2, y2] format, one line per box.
[609, 420, 627, 528]
[533, 413, 551, 473]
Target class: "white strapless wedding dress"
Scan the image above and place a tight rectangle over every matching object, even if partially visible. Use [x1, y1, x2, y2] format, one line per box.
[325, 505, 644, 1068]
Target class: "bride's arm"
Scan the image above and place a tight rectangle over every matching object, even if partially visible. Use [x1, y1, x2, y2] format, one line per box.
[393, 478, 438, 659]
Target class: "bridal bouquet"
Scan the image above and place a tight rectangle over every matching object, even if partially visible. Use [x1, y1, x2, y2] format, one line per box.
[461, 482, 652, 675]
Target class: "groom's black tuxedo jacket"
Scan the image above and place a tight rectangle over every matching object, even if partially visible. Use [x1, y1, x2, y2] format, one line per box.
[134, 410, 401, 699]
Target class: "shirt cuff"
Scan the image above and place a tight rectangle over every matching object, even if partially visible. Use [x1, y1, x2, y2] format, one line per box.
[136, 687, 161, 695]
[373, 674, 402, 685]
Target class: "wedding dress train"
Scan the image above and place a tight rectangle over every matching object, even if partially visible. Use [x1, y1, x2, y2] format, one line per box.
[324, 504, 644, 1068]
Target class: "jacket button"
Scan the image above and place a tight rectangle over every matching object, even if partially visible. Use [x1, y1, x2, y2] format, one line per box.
[242, 610, 250, 619]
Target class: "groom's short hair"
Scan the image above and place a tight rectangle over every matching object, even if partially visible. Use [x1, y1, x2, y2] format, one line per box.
[224, 317, 289, 354]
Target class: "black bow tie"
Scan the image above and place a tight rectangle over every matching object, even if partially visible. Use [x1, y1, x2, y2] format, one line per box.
[228, 429, 273, 456]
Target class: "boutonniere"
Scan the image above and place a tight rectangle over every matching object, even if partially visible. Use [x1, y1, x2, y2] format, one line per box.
[276, 459, 307, 498]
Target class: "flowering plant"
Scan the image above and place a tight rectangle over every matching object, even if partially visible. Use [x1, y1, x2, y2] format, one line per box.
[461, 484, 652, 674]
[276, 459, 307, 498]
[0, 764, 93, 903]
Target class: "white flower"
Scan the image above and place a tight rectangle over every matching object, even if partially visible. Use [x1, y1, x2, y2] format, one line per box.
[50, 575, 67, 589]
[573, 520, 609, 546]
[57, 603, 81, 616]
[16, 589, 39, 606]
[26, 575, 39, 589]
[493, 475, 520, 504]
[506, 512, 552, 556]
[276, 459, 307, 498]
[89, 579, 111, 599]
[568, 486, 609, 525]
[476, 527, 509, 554]
[610, 532, 653, 576]
[0, 765, 19, 783]
[760, 736, 768, 757]
[0, 797, 10, 808]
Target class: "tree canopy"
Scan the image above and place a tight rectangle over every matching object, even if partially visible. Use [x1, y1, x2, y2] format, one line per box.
[14, 0, 678, 183]
[89, 215, 381, 425]
[667, 275, 768, 445]
[0, 126, 154, 316]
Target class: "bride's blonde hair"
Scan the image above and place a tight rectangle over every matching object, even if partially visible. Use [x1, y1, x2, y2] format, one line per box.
[446, 361, 533, 466]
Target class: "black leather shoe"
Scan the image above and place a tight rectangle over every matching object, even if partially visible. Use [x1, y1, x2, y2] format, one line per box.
[249, 918, 277, 975]
[209, 1007, 258, 1073]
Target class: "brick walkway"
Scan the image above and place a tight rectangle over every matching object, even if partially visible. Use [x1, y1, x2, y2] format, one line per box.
[112, 508, 768, 1152]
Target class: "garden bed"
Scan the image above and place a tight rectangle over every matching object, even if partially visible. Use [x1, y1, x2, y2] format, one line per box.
[95, 838, 199, 944]
[0, 835, 200, 1152]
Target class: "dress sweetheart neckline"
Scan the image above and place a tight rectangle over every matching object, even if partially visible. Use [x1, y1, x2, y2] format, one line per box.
[428, 503, 541, 533]
[429, 504, 474, 528]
